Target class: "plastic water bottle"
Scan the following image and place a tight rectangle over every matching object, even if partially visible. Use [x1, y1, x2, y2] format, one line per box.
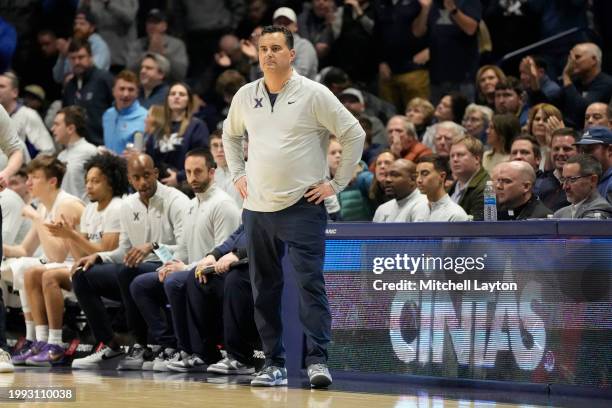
[152, 242, 174, 263]
[483, 180, 497, 221]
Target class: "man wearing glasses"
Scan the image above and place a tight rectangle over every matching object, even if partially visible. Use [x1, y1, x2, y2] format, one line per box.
[553, 154, 612, 219]
[573, 126, 612, 203]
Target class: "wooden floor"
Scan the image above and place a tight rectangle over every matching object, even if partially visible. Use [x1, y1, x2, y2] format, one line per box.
[0, 369, 604, 408]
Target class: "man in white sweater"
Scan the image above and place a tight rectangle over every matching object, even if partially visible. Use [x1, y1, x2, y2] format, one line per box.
[223, 26, 365, 387]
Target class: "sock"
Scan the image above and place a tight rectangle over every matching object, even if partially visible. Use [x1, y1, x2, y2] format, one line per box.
[25, 320, 36, 342]
[47, 329, 63, 346]
[35, 325, 49, 343]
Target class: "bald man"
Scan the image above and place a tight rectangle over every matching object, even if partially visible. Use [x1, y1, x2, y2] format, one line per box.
[373, 159, 428, 222]
[71, 153, 190, 370]
[584, 102, 611, 129]
[492, 161, 552, 220]
[562, 43, 612, 127]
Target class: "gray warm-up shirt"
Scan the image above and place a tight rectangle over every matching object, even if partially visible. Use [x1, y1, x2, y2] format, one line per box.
[222, 70, 365, 212]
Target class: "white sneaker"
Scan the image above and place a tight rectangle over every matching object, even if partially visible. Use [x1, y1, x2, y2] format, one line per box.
[117, 344, 149, 371]
[71, 346, 125, 370]
[207, 357, 255, 375]
[167, 351, 206, 373]
[307, 363, 332, 388]
[152, 348, 179, 372]
[0, 349, 15, 373]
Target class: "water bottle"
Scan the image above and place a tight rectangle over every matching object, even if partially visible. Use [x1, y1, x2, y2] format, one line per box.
[133, 131, 144, 151]
[483, 180, 497, 221]
[152, 242, 174, 263]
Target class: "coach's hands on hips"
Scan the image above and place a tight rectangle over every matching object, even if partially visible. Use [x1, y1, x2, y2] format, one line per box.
[305, 182, 335, 205]
[234, 176, 248, 198]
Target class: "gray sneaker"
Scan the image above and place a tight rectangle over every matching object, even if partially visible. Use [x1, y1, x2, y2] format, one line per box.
[207, 356, 255, 375]
[167, 351, 206, 373]
[307, 363, 332, 388]
[117, 343, 147, 370]
[250, 365, 287, 387]
[152, 348, 179, 372]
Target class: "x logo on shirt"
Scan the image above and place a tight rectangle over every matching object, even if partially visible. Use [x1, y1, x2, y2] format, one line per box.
[254, 98, 263, 108]
[133, 212, 140, 221]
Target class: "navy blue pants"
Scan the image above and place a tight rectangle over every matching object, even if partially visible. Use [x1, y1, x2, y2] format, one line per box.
[72, 262, 159, 345]
[243, 197, 330, 367]
[223, 265, 260, 365]
[129, 271, 176, 349]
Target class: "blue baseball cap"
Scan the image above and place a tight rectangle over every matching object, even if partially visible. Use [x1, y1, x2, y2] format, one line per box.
[575, 126, 612, 145]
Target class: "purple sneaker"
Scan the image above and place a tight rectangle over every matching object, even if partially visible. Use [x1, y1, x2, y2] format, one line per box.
[12, 341, 45, 366]
[26, 343, 66, 367]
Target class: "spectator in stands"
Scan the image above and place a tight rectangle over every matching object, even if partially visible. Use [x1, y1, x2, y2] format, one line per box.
[81, 0, 138, 71]
[574, 126, 612, 203]
[448, 134, 488, 220]
[562, 43, 612, 128]
[70, 153, 190, 370]
[519, 55, 562, 107]
[584, 102, 611, 129]
[375, 0, 429, 112]
[330, 0, 377, 87]
[416, 154, 469, 221]
[405, 97, 434, 141]
[19, 153, 126, 366]
[35, 30, 62, 102]
[368, 150, 395, 211]
[204, 225, 259, 376]
[126, 9, 188, 81]
[62, 39, 114, 146]
[421, 92, 469, 149]
[138, 53, 170, 109]
[538, 128, 579, 211]
[483, 113, 518, 174]
[236, 0, 273, 39]
[328, 137, 373, 221]
[475, 65, 506, 109]
[0, 71, 55, 158]
[146, 82, 209, 187]
[208, 130, 242, 207]
[127, 148, 240, 371]
[387, 115, 432, 163]
[338, 88, 386, 147]
[526, 103, 564, 171]
[4, 156, 84, 367]
[462, 103, 492, 144]
[215, 69, 247, 125]
[102, 70, 147, 155]
[511, 134, 541, 172]
[174, 0, 245, 78]
[22, 85, 47, 119]
[298, 0, 335, 60]
[53, 9, 111, 84]
[413, 0, 481, 103]
[495, 77, 528, 126]
[373, 159, 427, 222]
[492, 161, 552, 220]
[0, 17, 16, 75]
[52, 106, 98, 200]
[433, 121, 465, 159]
[272, 7, 318, 80]
[553, 154, 612, 219]
[8, 166, 30, 204]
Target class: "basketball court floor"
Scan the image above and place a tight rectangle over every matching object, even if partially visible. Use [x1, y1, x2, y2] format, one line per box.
[1, 368, 610, 407]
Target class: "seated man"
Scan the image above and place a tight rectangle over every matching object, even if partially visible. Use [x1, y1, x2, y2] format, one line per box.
[553, 154, 612, 219]
[573, 126, 612, 203]
[20, 154, 127, 366]
[387, 115, 432, 163]
[373, 159, 427, 222]
[448, 135, 489, 220]
[415, 155, 469, 221]
[70, 154, 189, 369]
[209, 130, 242, 207]
[127, 148, 240, 371]
[3, 155, 84, 366]
[206, 224, 259, 375]
[492, 161, 552, 220]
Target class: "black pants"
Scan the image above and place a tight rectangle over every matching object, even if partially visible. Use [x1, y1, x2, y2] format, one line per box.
[72, 262, 160, 345]
[223, 265, 260, 365]
[0, 208, 7, 351]
[243, 198, 330, 367]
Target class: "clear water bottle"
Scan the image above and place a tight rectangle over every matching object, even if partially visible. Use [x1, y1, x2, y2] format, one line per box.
[152, 242, 174, 263]
[483, 180, 497, 221]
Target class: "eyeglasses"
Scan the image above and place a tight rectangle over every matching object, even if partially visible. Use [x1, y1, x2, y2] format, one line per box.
[559, 175, 592, 184]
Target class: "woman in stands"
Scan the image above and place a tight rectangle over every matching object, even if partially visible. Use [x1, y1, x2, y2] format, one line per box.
[526, 103, 564, 171]
[483, 113, 520, 174]
[145, 82, 210, 187]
